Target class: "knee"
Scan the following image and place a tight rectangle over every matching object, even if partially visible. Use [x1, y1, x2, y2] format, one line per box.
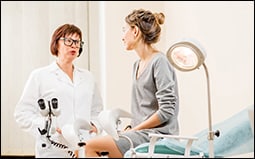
[84, 140, 98, 153]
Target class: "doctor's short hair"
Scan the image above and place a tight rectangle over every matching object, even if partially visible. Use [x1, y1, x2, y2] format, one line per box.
[50, 24, 83, 57]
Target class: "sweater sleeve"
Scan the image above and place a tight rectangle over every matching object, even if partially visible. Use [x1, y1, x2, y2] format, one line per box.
[153, 55, 179, 123]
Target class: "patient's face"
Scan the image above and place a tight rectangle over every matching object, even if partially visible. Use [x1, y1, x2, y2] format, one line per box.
[121, 23, 136, 51]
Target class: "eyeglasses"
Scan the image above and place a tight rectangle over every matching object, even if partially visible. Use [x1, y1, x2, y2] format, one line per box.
[59, 37, 84, 48]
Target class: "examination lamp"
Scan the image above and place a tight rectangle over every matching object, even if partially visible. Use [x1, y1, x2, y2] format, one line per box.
[166, 38, 219, 158]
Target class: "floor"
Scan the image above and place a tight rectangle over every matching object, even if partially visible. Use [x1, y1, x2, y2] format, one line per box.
[1, 156, 34, 158]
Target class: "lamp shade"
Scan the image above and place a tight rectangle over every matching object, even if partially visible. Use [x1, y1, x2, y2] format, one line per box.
[166, 39, 206, 72]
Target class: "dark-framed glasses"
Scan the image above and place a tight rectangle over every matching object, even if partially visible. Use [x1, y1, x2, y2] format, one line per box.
[59, 37, 84, 48]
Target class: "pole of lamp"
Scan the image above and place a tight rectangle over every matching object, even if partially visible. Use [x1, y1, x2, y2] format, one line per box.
[202, 63, 214, 158]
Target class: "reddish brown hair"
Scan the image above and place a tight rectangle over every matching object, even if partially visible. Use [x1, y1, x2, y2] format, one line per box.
[50, 24, 83, 57]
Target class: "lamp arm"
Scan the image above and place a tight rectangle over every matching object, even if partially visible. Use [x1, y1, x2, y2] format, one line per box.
[202, 63, 213, 133]
[202, 63, 214, 158]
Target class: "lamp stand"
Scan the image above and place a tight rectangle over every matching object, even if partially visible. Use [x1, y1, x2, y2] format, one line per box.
[203, 63, 214, 158]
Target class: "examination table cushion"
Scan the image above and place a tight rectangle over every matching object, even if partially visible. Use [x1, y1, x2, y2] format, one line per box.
[125, 105, 254, 158]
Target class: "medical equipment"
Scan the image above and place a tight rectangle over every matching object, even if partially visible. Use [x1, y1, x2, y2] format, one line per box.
[61, 118, 93, 158]
[37, 98, 77, 158]
[37, 96, 135, 158]
[60, 108, 133, 158]
[97, 108, 132, 140]
[124, 105, 254, 158]
[67, 108, 134, 157]
[37, 98, 60, 135]
[97, 108, 136, 157]
[167, 38, 218, 157]
[89, 108, 136, 157]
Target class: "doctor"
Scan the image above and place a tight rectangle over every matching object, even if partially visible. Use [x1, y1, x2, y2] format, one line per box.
[14, 23, 103, 158]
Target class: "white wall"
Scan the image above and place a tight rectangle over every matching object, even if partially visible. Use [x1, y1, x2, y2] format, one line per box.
[1, 1, 254, 156]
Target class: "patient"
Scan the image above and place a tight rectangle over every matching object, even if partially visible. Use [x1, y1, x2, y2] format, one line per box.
[124, 105, 254, 158]
[84, 8, 180, 158]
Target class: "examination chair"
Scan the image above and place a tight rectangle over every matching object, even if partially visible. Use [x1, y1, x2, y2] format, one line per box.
[124, 105, 254, 158]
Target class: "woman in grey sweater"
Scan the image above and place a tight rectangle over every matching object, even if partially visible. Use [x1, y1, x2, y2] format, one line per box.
[85, 8, 180, 158]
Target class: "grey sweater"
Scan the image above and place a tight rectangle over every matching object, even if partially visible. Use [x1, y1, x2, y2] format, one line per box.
[131, 52, 179, 135]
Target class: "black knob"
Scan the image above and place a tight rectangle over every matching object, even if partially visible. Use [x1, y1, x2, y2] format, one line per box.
[78, 142, 86, 147]
[42, 143, 46, 147]
[215, 130, 220, 137]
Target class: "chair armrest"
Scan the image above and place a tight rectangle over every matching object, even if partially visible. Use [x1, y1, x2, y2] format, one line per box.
[148, 133, 199, 157]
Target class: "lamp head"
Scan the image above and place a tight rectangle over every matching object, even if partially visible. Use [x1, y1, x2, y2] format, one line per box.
[167, 38, 206, 72]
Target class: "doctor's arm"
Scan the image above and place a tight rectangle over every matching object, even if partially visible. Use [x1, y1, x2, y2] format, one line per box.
[14, 71, 45, 137]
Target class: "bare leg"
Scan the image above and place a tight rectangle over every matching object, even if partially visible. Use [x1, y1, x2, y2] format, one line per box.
[85, 135, 123, 158]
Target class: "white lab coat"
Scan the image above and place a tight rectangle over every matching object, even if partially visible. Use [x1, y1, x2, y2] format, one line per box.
[14, 62, 103, 158]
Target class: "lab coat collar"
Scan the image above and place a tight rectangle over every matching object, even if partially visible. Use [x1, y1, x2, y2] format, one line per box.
[49, 61, 86, 86]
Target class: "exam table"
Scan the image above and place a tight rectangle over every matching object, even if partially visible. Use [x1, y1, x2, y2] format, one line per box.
[124, 105, 254, 158]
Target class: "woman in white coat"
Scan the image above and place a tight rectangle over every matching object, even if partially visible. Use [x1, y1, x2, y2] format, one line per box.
[14, 23, 103, 158]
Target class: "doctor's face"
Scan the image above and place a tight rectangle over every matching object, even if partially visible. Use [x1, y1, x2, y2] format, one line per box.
[57, 33, 81, 62]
